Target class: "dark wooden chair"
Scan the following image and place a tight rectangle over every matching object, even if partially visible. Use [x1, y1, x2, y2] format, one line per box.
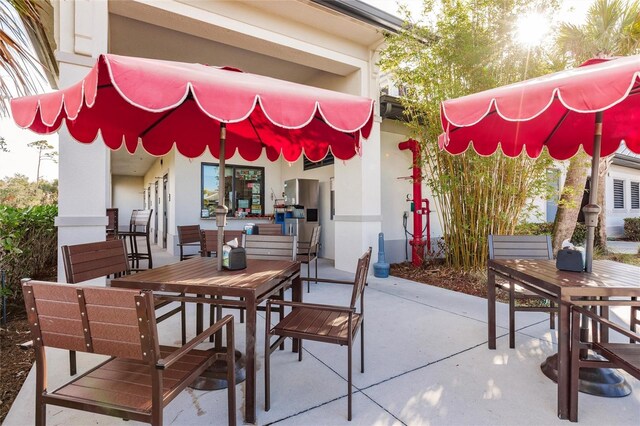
[569, 304, 640, 422]
[61, 239, 186, 375]
[120, 209, 153, 271]
[265, 247, 372, 421]
[22, 280, 236, 426]
[256, 223, 283, 235]
[106, 208, 118, 240]
[488, 235, 556, 348]
[297, 225, 321, 293]
[176, 225, 201, 261]
[200, 229, 244, 257]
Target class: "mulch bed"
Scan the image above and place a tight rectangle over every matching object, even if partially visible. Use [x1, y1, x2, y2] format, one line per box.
[0, 305, 35, 423]
[390, 259, 513, 302]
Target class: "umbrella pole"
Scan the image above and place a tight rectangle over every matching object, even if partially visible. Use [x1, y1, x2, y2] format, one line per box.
[583, 111, 603, 273]
[215, 123, 229, 272]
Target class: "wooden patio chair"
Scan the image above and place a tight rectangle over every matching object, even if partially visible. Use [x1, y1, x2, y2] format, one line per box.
[488, 235, 557, 348]
[200, 229, 244, 257]
[569, 304, 640, 422]
[265, 247, 372, 421]
[22, 280, 236, 426]
[120, 209, 154, 271]
[176, 225, 201, 261]
[297, 225, 321, 293]
[61, 239, 186, 375]
[256, 223, 283, 235]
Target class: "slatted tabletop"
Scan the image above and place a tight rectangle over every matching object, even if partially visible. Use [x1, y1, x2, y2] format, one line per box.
[489, 259, 640, 301]
[111, 257, 299, 298]
[111, 256, 301, 424]
[487, 258, 640, 421]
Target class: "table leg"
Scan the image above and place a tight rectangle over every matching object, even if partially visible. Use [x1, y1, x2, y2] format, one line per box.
[196, 295, 203, 335]
[291, 273, 302, 353]
[487, 269, 496, 350]
[245, 294, 257, 424]
[557, 302, 570, 420]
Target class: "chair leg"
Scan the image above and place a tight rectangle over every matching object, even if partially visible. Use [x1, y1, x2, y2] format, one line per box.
[298, 339, 303, 362]
[549, 300, 556, 329]
[146, 234, 152, 269]
[226, 323, 236, 426]
[264, 323, 271, 411]
[279, 289, 285, 351]
[314, 256, 318, 287]
[508, 283, 515, 349]
[307, 261, 310, 293]
[360, 322, 364, 373]
[348, 341, 352, 421]
[35, 392, 46, 426]
[240, 297, 245, 323]
[181, 301, 186, 345]
[69, 350, 77, 376]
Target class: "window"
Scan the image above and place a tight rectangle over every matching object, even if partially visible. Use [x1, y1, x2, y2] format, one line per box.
[303, 152, 334, 170]
[201, 163, 265, 218]
[613, 179, 625, 209]
[632, 181, 640, 209]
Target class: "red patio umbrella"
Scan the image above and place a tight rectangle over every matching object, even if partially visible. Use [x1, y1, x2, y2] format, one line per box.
[438, 54, 640, 272]
[11, 54, 375, 270]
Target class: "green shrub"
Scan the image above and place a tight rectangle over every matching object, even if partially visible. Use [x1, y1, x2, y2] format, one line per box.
[514, 222, 553, 236]
[623, 217, 640, 241]
[0, 205, 57, 302]
[514, 221, 595, 248]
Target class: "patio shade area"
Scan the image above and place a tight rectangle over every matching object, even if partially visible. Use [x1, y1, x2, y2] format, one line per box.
[5, 249, 638, 425]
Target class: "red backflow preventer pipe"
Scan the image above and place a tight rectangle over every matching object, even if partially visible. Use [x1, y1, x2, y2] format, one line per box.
[398, 139, 431, 267]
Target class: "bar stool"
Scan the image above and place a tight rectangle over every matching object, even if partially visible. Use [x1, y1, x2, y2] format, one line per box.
[120, 209, 153, 271]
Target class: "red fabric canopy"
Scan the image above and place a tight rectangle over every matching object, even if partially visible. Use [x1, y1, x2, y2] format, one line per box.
[439, 55, 640, 159]
[11, 54, 374, 162]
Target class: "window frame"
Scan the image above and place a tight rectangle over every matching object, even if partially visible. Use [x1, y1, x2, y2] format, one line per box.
[201, 162, 265, 218]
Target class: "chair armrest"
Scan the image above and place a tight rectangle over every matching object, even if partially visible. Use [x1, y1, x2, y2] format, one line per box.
[267, 299, 355, 314]
[157, 314, 234, 369]
[572, 305, 640, 343]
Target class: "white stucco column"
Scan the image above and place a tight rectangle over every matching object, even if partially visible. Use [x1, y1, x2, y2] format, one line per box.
[54, 0, 109, 281]
[333, 116, 382, 272]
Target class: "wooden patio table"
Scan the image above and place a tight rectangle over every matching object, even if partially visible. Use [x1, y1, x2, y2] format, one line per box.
[487, 258, 640, 420]
[112, 256, 301, 424]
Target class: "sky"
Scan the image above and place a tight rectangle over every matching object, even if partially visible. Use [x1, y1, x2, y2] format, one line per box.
[0, 0, 594, 182]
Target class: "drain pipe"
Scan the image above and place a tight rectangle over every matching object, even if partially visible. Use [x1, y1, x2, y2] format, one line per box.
[398, 139, 429, 267]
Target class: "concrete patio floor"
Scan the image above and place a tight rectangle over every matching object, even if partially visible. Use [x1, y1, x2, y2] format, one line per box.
[5, 248, 639, 425]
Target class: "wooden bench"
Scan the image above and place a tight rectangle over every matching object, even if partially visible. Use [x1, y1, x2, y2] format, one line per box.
[176, 225, 201, 261]
[22, 279, 236, 426]
[569, 305, 640, 421]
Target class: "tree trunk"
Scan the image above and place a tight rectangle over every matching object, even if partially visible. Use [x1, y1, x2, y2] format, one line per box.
[552, 152, 590, 255]
[595, 156, 612, 251]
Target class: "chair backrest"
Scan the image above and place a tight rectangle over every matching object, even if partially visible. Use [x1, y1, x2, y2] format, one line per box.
[130, 209, 152, 233]
[257, 223, 283, 235]
[177, 225, 201, 245]
[200, 229, 245, 256]
[244, 234, 296, 260]
[62, 239, 130, 283]
[488, 235, 553, 260]
[23, 280, 159, 362]
[350, 248, 372, 309]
